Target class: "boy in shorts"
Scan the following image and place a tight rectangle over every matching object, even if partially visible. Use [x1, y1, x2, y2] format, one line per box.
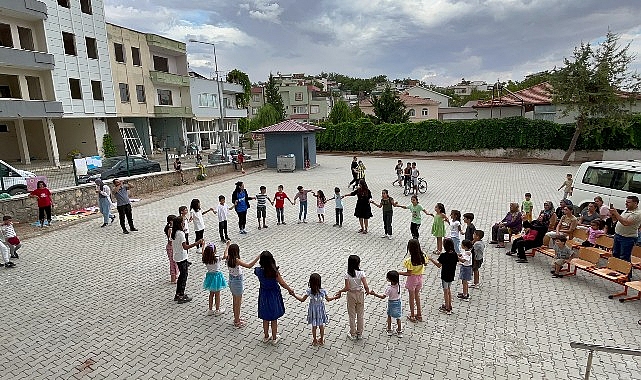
[255, 186, 273, 229]
[551, 235, 574, 278]
[457, 240, 473, 301]
[471, 230, 485, 289]
[429, 239, 458, 315]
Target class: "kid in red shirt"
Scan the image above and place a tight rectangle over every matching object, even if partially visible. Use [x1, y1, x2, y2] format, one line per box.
[274, 184, 293, 225]
[29, 180, 53, 227]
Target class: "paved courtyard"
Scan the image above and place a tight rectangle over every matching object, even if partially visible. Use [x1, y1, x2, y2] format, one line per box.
[2, 154, 641, 379]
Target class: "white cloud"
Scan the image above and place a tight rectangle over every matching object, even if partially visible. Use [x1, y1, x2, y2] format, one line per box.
[239, 1, 283, 23]
[166, 22, 256, 47]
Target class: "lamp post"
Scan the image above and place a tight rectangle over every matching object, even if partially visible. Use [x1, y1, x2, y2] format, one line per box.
[188, 39, 227, 158]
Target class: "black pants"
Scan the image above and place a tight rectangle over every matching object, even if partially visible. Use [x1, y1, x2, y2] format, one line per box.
[117, 203, 135, 231]
[237, 211, 247, 230]
[195, 229, 204, 247]
[349, 174, 358, 189]
[335, 208, 343, 226]
[383, 211, 393, 235]
[410, 222, 420, 240]
[38, 206, 52, 222]
[176, 260, 189, 296]
[491, 224, 509, 242]
[219, 221, 229, 241]
[511, 238, 540, 259]
[404, 176, 411, 191]
[276, 208, 284, 223]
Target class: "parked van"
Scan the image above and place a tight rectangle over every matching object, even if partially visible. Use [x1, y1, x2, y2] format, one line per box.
[569, 160, 641, 212]
[0, 159, 36, 196]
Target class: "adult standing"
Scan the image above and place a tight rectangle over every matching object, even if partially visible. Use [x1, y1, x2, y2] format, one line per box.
[174, 157, 186, 184]
[95, 179, 115, 227]
[237, 151, 245, 173]
[232, 181, 253, 235]
[113, 179, 138, 234]
[610, 196, 641, 262]
[348, 156, 358, 190]
[344, 179, 373, 234]
[29, 180, 53, 227]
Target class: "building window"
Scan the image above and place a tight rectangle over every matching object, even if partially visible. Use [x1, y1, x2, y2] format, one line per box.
[153, 55, 169, 73]
[136, 85, 145, 103]
[119, 83, 130, 102]
[80, 0, 92, 14]
[408, 109, 415, 117]
[157, 89, 172, 105]
[310, 105, 320, 114]
[0, 125, 8, 133]
[198, 94, 207, 107]
[114, 43, 125, 63]
[62, 32, 77, 56]
[421, 108, 429, 116]
[252, 94, 260, 102]
[69, 78, 82, 99]
[0, 24, 14, 48]
[17, 27, 34, 51]
[223, 97, 231, 108]
[26, 76, 42, 100]
[252, 107, 258, 115]
[57, 0, 70, 8]
[85, 37, 98, 59]
[131, 47, 141, 66]
[91, 80, 103, 100]
[292, 105, 307, 114]
[295, 92, 303, 101]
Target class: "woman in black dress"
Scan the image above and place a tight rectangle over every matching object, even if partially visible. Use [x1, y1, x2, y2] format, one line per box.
[344, 179, 373, 234]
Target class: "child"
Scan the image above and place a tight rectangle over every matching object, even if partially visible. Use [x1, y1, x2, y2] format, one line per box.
[392, 160, 403, 187]
[428, 238, 458, 315]
[164, 214, 179, 283]
[226, 243, 260, 328]
[202, 242, 229, 316]
[371, 189, 395, 239]
[178, 206, 190, 246]
[522, 193, 534, 222]
[457, 240, 473, 301]
[293, 186, 313, 223]
[0, 226, 15, 268]
[403, 162, 412, 194]
[449, 210, 462, 253]
[552, 235, 575, 278]
[398, 239, 427, 322]
[369, 270, 403, 338]
[255, 186, 273, 229]
[327, 187, 344, 227]
[1, 216, 22, 259]
[336, 255, 370, 340]
[582, 220, 606, 247]
[410, 162, 420, 196]
[274, 185, 293, 226]
[428, 203, 449, 254]
[292, 273, 341, 346]
[254, 251, 296, 345]
[471, 230, 485, 289]
[171, 216, 204, 303]
[190, 199, 214, 248]
[213, 195, 234, 242]
[394, 195, 429, 240]
[29, 180, 53, 227]
[463, 213, 475, 241]
[558, 174, 573, 200]
[312, 190, 327, 223]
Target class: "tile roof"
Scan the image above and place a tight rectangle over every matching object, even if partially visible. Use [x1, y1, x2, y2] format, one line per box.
[253, 120, 325, 134]
[251, 87, 263, 94]
[474, 82, 552, 108]
[358, 93, 440, 107]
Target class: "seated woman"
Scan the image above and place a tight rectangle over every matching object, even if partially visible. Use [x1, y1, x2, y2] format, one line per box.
[555, 199, 572, 220]
[543, 205, 578, 247]
[490, 202, 523, 248]
[540, 201, 557, 231]
[578, 202, 601, 227]
[506, 220, 544, 263]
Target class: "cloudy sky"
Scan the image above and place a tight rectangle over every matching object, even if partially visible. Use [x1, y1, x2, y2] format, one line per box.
[104, 0, 641, 87]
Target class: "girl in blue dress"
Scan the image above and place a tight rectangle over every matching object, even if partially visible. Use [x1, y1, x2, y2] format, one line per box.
[202, 242, 228, 316]
[293, 273, 341, 346]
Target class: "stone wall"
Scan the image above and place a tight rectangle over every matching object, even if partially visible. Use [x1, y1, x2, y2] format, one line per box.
[0, 160, 264, 221]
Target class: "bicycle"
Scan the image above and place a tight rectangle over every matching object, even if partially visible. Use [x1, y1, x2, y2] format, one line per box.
[404, 177, 428, 196]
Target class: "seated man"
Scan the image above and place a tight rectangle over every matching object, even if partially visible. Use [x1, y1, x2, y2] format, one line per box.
[543, 205, 577, 247]
[506, 220, 540, 263]
[551, 235, 575, 278]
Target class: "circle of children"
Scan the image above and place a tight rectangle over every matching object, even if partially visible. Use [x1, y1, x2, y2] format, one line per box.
[161, 163, 488, 347]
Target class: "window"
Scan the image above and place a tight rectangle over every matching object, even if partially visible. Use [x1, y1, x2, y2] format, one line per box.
[292, 105, 307, 114]
[421, 108, 429, 116]
[85, 37, 98, 59]
[90, 81, 103, 100]
[310, 105, 319, 114]
[153, 55, 169, 72]
[252, 94, 260, 102]
[62, 32, 76, 56]
[136, 85, 145, 103]
[198, 93, 208, 107]
[119, 83, 129, 102]
[80, 0, 92, 14]
[157, 89, 172, 105]
[223, 97, 231, 108]
[17, 27, 34, 50]
[69, 78, 82, 99]
[26, 76, 42, 100]
[0, 24, 14, 48]
[295, 92, 303, 101]
[209, 94, 218, 107]
[0, 125, 7, 133]
[252, 107, 258, 115]
[131, 47, 141, 66]
[57, 0, 70, 8]
[408, 109, 415, 117]
[114, 43, 125, 63]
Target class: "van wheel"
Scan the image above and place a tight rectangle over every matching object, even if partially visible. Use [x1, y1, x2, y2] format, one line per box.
[8, 187, 27, 196]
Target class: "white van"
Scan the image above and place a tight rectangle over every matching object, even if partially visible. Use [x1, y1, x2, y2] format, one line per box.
[569, 160, 641, 212]
[0, 159, 36, 195]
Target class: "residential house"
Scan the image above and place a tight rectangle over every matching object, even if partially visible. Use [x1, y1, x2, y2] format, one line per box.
[450, 79, 491, 95]
[405, 85, 451, 107]
[358, 93, 439, 122]
[248, 86, 264, 118]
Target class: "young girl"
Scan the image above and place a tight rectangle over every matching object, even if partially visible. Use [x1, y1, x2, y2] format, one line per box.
[254, 251, 295, 345]
[202, 242, 229, 316]
[371, 189, 395, 239]
[164, 214, 178, 283]
[582, 219, 606, 247]
[29, 180, 53, 227]
[226, 242, 260, 328]
[398, 239, 427, 322]
[190, 199, 214, 248]
[457, 239, 473, 301]
[312, 190, 327, 223]
[450, 210, 462, 253]
[369, 270, 403, 338]
[178, 206, 190, 245]
[293, 273, 341, 346]
[171, 216, 203, 303]
[428, 203, 449, 254]
[394, 195, 429, 240]
[336, 255, 370, 340]
[428, 238, 458, 315]
[327, 187, 344, 227]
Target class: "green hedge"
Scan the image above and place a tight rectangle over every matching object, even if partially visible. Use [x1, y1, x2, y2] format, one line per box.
[316, 116, 641, 152]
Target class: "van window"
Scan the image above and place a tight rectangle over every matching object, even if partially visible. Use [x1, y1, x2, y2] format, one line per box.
[583, 166, 614, 188]
[583, 166, 641, 193]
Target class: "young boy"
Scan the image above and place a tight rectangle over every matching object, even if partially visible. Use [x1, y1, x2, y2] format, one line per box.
[551, 235, 574, 278]
[429, 242, 458, 315]
[2, 215, 22, 259]
[463, 213, 475, 241]
[274, 185, 293, 225]
[392, 160, 403, 187]
[255, 186, 273, 229]
[471, 230, 485, 288]
[410, 162, 420, 196]
[0, 225, 15, 268]
[327, 187, 344, 227]
[558, 174, 573, 200]
[403, 162, 412, 194]
[212, 195, 234, 242]
[522, 193, 534, 222]
[293, 185, 313, 223]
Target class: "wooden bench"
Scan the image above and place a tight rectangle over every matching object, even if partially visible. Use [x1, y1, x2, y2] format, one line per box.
[567, 228, 588, 249]
[566, 247, 601, 277]
[631, 246, 641, 270]
[588, 257, 633, 299]
[617, 281, 641, 303]
[584, 235, 614, 259]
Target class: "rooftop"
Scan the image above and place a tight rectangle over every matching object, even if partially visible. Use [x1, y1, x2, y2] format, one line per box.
[253, 120, 325, 134]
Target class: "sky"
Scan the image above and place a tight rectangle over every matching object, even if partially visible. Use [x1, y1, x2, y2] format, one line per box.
[103, 0, 641, 87]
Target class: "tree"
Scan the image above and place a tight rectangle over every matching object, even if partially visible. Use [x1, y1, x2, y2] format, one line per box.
[371, 86, 410, 124]
[265, 73, 286, 121]
[102, 134, 117, 157]
[226, 69, 251, 108]
[551, 31, 641, 164]
[351, 103, 366, 119]
[250, 103, 281, 130]
[328, 99, 352, 123]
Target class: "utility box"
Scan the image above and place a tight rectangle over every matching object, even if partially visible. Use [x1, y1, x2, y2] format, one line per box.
[277, 154, 296, 172]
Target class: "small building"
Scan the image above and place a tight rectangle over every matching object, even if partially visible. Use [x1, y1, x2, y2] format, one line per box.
[253, 120, 324, 170]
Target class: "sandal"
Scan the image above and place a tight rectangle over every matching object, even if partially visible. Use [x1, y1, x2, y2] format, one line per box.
[362, 230, 368, 234]
[358, 229, 364, 233]
[406, 315, 417, 323]
[415, 315, 423, 322]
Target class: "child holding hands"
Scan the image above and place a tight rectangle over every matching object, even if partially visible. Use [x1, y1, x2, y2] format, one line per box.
[292, 273, 341, 346]
[369, 270, 403, 337]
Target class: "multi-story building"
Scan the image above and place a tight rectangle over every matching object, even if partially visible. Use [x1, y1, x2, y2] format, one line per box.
[248, 86, 265, 118]
[358, 93, 439, 122]
[450, 79, 491, 95]
[0, 0, 63, 165]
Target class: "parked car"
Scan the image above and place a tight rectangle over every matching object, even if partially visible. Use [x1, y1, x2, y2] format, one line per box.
[78, 156, 161, 183]
[228, 149, 251, 161]
[0, 159, 36, 195]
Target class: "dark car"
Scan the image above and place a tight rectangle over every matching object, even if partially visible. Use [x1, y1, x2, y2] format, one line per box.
[78, 156, 161, 183]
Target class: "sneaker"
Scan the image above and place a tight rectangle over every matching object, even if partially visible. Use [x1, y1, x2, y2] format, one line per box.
[263, 225, 269, 229]
[130, 228, 138, 232]
[457, 292, 465, 298]
[446, 309, 453, 315]
[174, 295, 181, 301]
[214, 308, 226, 316]
[100, 223, 108, 228]
[206, 310, 215, 316]
[303, 219, 307, 223]
[386, 329, 394, 336]
[439, 305, 448, 313]
[553, 273, 564, 278]
[396, 330, 403, 338]
[297, 220, 302, 224]
[381, 235, 388, 238]
[387, 235, 392, 240]
[277, 222, 281, 225]
[109, 215, 115, 224]
[470, 283, 481, 289]
[5, 261, 15, 268]
[516, 259, 528, 263]
[262, 336, 271, 343]
[10, 253, 19, 259]
[347, 333, 357, 341]
[123, 230, 129, 234]
[333, 224, 338, 227]
[356, 334, 362, 340]
[461, 295, 470, 302]
[271, 334, 281, 345]
[282, 222, 287, 225]
[177, 295, 193, 304]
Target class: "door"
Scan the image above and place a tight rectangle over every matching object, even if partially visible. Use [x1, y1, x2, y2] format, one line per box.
[303, 137, 309, 162]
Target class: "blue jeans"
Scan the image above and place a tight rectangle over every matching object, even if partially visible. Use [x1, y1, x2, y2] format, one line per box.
[98, 197, 112, 224]
[613, 234, 636, 262]
[299, 201, 307, 220]
[451, 236, 461, 254]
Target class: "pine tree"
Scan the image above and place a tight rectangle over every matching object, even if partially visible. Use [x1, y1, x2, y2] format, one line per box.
[265, 73, 286, 121]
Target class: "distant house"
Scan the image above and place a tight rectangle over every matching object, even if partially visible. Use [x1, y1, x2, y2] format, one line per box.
[450, 79, 492, 95]
[359, 93, 440, 122]
[405, 86, 451, 107]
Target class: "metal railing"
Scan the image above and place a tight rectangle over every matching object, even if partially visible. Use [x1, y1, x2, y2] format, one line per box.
[571, 342, 641, 380]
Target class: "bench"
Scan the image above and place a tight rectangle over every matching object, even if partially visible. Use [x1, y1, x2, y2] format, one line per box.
[617, 281, 641, 303]
[567, 228, 588, 249]
[566, 247, 601, 277]
[631, 246, 641, 270]
[589, 257, 633, 299]
[584, 235, 614, 259]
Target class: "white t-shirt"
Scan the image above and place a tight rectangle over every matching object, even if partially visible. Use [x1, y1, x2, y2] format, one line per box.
[599, 205, 611, 220]
[384, 284, 401, 301]
[460, 249, 472, 267]
[216, 204, 229, 222]
[450, 220, 461, 238]
[172, 230, 188, 262]
[228, 264, 243, 277]
[345, 270, 366, 291]
[206, 256, 221, 272]
[190, 209, 205, 231]
[180, 215, 189, 234]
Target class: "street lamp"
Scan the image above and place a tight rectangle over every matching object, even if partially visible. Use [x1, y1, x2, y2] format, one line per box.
[188, 39, 227, 158]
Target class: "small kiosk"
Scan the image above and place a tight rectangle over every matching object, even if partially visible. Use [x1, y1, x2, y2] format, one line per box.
[253, 120, 324, 170]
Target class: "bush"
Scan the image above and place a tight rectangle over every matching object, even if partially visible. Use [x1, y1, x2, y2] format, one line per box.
[102, 134, 118, 157]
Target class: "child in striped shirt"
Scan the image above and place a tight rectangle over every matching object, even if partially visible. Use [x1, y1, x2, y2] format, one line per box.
[255, 186, 273, 229]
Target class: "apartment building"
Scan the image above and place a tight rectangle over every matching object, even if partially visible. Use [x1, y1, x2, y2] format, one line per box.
[248, 86, 265, 118]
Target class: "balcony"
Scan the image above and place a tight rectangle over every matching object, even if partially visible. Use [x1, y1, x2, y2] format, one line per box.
[0, 47, 54, 70]
[0, 99, 63, 118]
[0, 0, 47, 20]
[146, 34, 186, 54]
[150, 71, 189, 87]
[224, 108, 247, 118]
[154, 105, 192, 117]
[222, 82, 244, 94]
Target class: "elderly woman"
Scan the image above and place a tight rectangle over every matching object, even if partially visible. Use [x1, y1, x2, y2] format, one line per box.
[95, 178, 115, 227]
[490, 202, 523, 248]
[578, 202, 601, 226]
[539, 201, 558, 231]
